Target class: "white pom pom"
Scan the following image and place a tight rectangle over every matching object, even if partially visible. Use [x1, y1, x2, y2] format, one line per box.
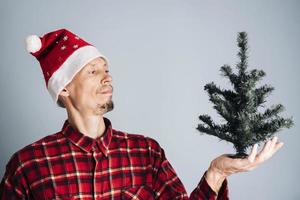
[25, 35, 42, 53]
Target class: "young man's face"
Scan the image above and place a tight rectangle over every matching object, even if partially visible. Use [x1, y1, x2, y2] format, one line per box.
[62, 57, 114, 115]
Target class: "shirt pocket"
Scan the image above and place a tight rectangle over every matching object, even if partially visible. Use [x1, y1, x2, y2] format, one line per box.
[121, 185, 155, 200]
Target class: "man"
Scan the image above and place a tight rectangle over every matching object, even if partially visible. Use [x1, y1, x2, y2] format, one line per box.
[0, 29, 284, 199]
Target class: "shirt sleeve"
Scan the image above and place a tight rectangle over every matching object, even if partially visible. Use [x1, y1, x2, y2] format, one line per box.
[0, 153, 28, 200]
[151, 146, 189, 199]
[190, 172, 229, 200]
[149, 139, 229, 200]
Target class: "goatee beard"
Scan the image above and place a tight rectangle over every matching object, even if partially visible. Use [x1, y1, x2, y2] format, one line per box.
[96, 100, 114, 115]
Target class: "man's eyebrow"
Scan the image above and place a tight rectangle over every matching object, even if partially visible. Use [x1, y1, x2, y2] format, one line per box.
[90, 62, 107, 67]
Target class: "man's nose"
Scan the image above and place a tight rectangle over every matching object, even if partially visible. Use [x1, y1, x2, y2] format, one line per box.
[101, 74, 113, 85]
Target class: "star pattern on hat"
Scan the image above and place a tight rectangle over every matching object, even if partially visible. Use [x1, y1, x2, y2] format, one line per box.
[75, 36, 80, 40]
[73, 44, 78, 49]
[61, 45, 66, 50]
[63, 36, 68, 41]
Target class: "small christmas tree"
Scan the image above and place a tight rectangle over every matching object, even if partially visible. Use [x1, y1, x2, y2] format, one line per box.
[196, 32, 294, 158]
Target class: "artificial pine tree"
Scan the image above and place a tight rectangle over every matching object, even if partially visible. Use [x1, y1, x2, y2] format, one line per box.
[197, 32, 294, 158]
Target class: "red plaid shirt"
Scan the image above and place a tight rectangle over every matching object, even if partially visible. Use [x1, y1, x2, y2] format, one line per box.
[0, 118, 228, 199]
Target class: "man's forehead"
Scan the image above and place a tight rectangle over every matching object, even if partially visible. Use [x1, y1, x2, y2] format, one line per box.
[87, 57, 107, 67]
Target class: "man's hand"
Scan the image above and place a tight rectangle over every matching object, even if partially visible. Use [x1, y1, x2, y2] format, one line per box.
[205, 136, 284, 193]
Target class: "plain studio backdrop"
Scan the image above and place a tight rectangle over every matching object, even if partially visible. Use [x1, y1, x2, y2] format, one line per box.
[0, 0, 299, 199]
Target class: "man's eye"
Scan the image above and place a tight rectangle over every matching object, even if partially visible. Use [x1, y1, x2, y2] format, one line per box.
[89, 70, 96, 74]
[105, 70, 109, 73]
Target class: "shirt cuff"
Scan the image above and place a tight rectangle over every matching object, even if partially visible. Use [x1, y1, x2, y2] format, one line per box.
[190, 171, 228, 200]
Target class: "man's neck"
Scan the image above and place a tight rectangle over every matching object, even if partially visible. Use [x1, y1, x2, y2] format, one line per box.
[67, 111, 106, 139]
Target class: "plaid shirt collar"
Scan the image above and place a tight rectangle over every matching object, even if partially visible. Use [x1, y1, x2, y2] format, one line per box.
[62, 117, 113, 157]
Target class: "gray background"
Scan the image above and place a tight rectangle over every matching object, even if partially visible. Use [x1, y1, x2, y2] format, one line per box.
[0, 0, 299, 199]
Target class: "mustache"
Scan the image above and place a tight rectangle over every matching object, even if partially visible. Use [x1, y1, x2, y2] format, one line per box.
[97, 85, 113, 93]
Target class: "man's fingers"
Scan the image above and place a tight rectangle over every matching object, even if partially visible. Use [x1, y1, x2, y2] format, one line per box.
[256, 138, 272, 162]
[269, 137, 278, 151]
[260, 138, 274, 153]
[248, 143, 258, 163]
[273, 141, 284, 154]
[257, 137, 284, 162]
[267, 137, 284, 158]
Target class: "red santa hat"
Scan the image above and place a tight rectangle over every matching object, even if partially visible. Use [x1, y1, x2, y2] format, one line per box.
[25, 28, 108, 104]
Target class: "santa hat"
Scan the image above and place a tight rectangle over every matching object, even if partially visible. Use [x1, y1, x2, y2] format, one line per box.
[25, 28, 108, 104]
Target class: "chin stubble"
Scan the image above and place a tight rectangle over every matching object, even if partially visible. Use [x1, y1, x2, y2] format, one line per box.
[96, 100, 114, 114]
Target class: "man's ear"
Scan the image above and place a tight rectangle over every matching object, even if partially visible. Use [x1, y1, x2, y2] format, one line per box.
[59, 88, 70, 98]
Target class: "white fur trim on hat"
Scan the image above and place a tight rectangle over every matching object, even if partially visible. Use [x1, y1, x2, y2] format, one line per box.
[25, 35, 42, 53]
[47, 45, 108, 103]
